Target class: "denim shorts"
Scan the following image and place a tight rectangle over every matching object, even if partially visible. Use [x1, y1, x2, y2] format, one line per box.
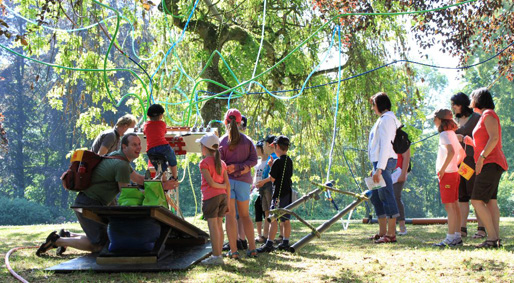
[148, 144, 177, 170]
[369, 158, 400, 219]
[229, 179, 251, 201]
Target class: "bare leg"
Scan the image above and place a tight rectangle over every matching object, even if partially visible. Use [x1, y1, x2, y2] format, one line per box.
[267, 221, 278, 241]
[263, 211, 270, 238]
[445, 202, 461, 234]
[283, 220, 291, 239]
[236, 200, 256, 250]
[225, 198, 238, 253]
[54, 237, 101, 252]
[237, 218, 246, 240]
[256, 221, 262, 237]
[487, 200, 500, 239]
[377, 218, 387, 236]
[217, 217, 224, 254]
[207, 218, 222, 257]
[387, 217, 396, 237]
[398, 220, 406, 233]
[471, 199, 498, 241]
[459, 201, 470, 230]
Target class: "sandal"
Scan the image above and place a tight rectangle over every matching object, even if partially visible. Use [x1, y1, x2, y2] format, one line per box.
[368, 234, 384, 240]
[36, 231, 60, 257]
[56, 229, 71, 256]
[472, 227, 486, 239]
[460, 227, 467, 238]
[375, 235, 397, 244]
[475, 239, 498, 248]
[246, 249, 258, 258]
[226, 250, 240, 259]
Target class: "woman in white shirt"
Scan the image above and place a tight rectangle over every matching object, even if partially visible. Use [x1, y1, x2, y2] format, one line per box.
[367, 92, 401, 244]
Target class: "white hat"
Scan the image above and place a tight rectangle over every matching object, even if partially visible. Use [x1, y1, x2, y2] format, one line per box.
[196, 133, 220, 150]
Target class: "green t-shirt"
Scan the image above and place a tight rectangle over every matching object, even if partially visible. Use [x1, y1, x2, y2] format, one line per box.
[83, 150, 132, 205]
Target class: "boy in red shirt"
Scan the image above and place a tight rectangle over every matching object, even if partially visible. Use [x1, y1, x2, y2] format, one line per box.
[143, 104, 178, 180]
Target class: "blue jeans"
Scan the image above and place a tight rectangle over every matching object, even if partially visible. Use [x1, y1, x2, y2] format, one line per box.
[370, 158, 399, 218]
[147, 144, 177, 170]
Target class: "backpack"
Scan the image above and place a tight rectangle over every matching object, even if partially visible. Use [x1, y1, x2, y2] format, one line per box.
[60, 150, 128, 191]
[392, 125, 411, 154]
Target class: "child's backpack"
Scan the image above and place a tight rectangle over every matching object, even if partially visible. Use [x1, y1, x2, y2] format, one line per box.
[392, 125, 411, 154]
[61, 150, 128, 191]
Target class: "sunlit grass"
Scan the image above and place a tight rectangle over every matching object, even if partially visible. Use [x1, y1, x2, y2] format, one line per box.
[1, 218, 513, 282]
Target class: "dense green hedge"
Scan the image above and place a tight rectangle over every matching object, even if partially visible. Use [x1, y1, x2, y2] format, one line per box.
[0, 197, 74, 225]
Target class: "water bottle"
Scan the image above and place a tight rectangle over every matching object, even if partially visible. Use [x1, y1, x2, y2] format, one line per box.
[78, 162, 86, 173]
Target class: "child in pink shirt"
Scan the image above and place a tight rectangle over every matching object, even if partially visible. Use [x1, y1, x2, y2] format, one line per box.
[197, 133, 230, 265]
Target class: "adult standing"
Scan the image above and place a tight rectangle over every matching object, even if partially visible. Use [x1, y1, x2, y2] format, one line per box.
[91, 114, 137, 155]
[461, 88, 508, 248]
[219, 109, 258, 258]
[451, 92, 485, 239]
[368, 92, 401, 244]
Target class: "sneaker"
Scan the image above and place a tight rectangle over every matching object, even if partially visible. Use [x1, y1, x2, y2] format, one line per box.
[277, 242, 290, 251]
[450, 238, 463, 247]
[374, 235, 397, 244]
[200, 255, 224, 266]
[56, 229, 70, 256]
[222, 242, 230, 251]
[397, 229, 408, 236]
[432, 238, 452, 247]
[256, 243, 275, 253]
[36, 231, 60, 257]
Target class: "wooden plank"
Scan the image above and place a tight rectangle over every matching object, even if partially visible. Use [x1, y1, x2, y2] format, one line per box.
[96, 256, 157, 265]
[151, 209, 199, 238]
[82, 209, 107, 225]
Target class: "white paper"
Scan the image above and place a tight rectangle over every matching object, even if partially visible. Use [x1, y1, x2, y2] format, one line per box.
[365, 176, 386, 190]
[391, 168, 402, 184]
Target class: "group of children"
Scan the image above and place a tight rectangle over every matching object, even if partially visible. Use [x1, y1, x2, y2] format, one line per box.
[197, 132, 294, 264]
[142, 101, 478, 261]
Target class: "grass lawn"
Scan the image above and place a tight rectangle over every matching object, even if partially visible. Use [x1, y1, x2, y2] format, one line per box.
[1, 217, 513, 282]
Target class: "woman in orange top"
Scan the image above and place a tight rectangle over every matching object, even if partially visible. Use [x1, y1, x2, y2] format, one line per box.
[460, 88, 508, 248]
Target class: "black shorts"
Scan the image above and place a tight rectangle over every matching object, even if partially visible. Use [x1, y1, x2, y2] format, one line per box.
[271, 193, 292, 222]
[471, 163, 504, 203]
[459, 156, 476, 203]
[74, 193, 108, 247]
[254, 195, 265, 222]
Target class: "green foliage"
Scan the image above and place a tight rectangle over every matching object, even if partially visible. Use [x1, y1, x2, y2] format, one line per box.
[0, 196, 68, 225]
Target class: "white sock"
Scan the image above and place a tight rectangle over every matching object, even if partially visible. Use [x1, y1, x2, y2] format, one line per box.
[212, 255, 220, 259]
[447, 233, 455, 241]
[454, 232, 461, 239]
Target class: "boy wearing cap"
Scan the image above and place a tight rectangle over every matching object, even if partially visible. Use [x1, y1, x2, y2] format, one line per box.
[257, 135, 294, 252]
[255, 135, 278, 239]
[143, 104, 178, 181]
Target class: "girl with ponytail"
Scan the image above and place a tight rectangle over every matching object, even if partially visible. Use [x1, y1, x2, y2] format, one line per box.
[197, 133, 229, 265]
[219, 109, 258, 258]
